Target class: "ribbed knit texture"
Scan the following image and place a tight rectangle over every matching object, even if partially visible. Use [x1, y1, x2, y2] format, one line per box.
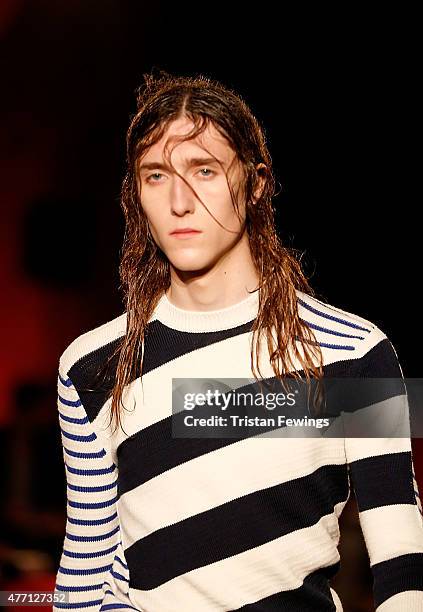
[53, 289, 423, 611]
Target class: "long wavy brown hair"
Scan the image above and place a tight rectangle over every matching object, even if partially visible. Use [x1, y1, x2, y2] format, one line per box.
[100, 69, 325, 435]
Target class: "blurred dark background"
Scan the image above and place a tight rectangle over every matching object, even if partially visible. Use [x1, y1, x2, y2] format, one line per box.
[0, 2, 420, 611]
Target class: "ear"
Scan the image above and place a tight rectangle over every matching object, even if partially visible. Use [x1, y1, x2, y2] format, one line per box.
[252, 163, 267, 204]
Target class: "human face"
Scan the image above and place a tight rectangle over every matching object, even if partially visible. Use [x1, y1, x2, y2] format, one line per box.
[136, 117, 249, 276]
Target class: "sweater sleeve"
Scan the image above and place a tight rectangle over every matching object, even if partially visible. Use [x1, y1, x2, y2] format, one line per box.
[343, 332, 423, 611]
[53, 364, 138, 612]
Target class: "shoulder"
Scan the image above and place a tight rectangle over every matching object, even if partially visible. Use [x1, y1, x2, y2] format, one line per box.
[295, 289, 402, 374]
[59, 311, 127, 377]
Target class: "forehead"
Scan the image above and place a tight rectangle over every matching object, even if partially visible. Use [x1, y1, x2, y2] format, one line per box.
[140, 117, 234, 163]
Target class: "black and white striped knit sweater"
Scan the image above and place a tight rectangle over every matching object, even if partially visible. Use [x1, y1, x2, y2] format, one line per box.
[53, 289, 423, 611]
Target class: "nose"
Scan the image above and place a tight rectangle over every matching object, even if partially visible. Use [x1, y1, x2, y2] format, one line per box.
[170, 174, 196, 216]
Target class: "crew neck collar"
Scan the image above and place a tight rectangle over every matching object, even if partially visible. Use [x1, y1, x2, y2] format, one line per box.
[153, 289, 260, 332]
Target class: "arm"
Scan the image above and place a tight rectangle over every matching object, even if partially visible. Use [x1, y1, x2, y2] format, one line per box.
[343, 331, 423, 611]
[53, 364, 135, 611]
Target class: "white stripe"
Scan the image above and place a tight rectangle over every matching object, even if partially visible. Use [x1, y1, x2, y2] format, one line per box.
[330, 587, 344, 611]
[297, 290, 377, 331]
[376, 590, 423, 611]
[63, 517, 120, 542]
[345, 435, 411, 463]
[358, 504, 423, 566]
[59, 313, 126, 376]
[53, 583, 104, 606]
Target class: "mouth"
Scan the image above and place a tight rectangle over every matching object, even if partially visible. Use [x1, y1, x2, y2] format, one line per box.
[170, 230, 202, 238]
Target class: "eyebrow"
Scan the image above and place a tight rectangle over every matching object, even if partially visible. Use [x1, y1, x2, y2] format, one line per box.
[138, 156, 223, 172]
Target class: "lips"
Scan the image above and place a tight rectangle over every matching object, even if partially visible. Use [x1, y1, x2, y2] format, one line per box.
[170, 228, 202, 235]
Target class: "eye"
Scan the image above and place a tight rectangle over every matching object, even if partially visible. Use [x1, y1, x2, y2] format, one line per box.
[146, 172, 163, 183]
[198, 168, 214, 177]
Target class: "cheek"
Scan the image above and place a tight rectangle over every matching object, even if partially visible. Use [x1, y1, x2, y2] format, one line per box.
[220, 200, 244, 227]
[141, 204, 161, 229]
[140, 213, 161, 245]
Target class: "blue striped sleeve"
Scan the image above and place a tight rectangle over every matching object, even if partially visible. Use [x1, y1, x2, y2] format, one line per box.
[53, 367, 134, 612]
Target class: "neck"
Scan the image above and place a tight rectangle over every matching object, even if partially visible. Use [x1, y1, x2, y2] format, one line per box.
[166, 231, 259, 311]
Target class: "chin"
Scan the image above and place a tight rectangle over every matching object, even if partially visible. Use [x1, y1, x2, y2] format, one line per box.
[167, 254, 216, 275]
[171, 260, 209, 273]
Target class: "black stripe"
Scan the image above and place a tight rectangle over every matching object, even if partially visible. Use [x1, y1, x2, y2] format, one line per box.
[125, 463, 349, 590]
[233, 562, 341, 611]
[141, 319, 255, 374]
[323, 338, 403, 379]
[372, 552, 423, 608]
[68, 338, 122, 423]
[322, 376, 405, 416]
[349, 451, 417, 511]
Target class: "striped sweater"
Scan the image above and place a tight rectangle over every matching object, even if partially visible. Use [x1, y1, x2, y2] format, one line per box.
[53, 289, 423, 611]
